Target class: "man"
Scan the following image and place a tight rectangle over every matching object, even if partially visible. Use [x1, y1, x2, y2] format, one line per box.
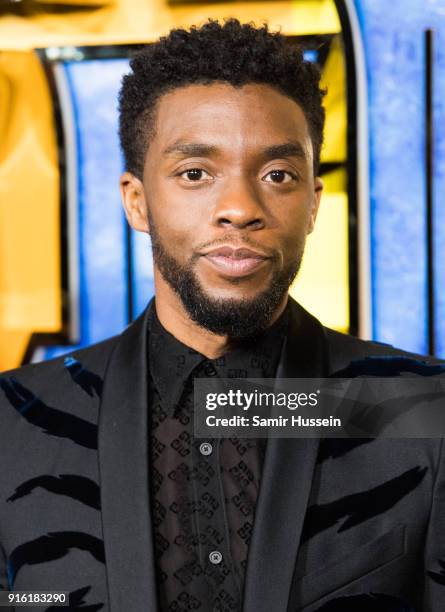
[1, 19, 444, 612]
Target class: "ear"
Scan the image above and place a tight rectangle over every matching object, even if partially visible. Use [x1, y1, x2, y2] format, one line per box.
[119, 172, 150, 233]
[307, 176, 323, 235]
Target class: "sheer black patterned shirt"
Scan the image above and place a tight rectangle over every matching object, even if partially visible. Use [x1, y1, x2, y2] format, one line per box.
[147, 302, 289, 611]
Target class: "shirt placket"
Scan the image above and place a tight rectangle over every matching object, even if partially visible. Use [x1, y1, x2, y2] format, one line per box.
[190, 359, 242, 611]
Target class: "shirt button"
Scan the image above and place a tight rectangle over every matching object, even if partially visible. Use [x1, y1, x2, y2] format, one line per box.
[199, 442, 213, 456]
[204, 362, 217, 376]
[209, 550, 223, 565]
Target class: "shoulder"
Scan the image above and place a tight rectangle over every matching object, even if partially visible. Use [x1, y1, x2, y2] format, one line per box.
[1, 334, 119, 381]
[324, 326, 445, 376]
[0, 334, 120, 417]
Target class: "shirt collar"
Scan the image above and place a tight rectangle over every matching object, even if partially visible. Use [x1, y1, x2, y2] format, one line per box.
[148, 299, 290, 415]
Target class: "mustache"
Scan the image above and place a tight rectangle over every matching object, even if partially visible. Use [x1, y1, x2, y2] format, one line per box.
[193, 235, 279, 261]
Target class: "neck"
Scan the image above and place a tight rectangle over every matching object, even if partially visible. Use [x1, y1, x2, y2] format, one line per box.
[153, 272, 288, 359]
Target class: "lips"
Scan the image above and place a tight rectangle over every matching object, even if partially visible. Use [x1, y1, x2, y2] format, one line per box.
[202, 246, 269, 278]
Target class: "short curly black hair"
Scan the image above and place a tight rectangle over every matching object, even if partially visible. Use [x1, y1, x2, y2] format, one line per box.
[118, 18, 326, 179]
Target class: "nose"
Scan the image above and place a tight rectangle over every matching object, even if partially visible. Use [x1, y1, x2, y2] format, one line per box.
[211, 176, 265, 230]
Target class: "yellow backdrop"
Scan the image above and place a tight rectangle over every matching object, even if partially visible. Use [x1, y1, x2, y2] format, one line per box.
[0, 0, 348, 370]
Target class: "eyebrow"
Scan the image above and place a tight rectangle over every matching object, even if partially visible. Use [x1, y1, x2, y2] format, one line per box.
[262, 142, 307, 161]
[162, 142, 219, 157]
[162, 140, 307, 160]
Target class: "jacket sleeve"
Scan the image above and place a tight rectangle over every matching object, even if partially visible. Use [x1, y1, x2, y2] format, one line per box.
[423, 437, 445, 609]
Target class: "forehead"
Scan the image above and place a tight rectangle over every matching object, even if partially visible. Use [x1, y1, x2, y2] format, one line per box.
[150, 82, 312, 157]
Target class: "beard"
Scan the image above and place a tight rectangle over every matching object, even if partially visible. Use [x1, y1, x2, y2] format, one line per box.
[148, 216, 305, 339]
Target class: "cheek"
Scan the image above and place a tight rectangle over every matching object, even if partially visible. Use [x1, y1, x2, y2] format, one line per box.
[146, 184, 202, 250]
[153, 218, 194, 259]
[280, 209, 311, 250]
[150, 184, 217, 254]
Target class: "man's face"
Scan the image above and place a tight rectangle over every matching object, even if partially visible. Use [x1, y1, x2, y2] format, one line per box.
[121, 82, 323, 337]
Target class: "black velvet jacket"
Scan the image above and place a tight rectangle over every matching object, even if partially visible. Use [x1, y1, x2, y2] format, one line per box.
[0, 296, 444, 611]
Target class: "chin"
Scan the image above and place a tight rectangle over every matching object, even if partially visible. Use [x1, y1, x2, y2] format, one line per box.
[199, 272, 274, 297]
[201, 286, 269, 305]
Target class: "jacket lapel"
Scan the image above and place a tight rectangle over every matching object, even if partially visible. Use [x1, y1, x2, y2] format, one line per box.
[98, 294, 329, 612]
[99, 298, 158, 612]
[243, 297, 330, 612]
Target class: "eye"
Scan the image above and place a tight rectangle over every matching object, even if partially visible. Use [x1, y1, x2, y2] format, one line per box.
[263, 169, 297, 184]
[179, 168, 212, 181]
